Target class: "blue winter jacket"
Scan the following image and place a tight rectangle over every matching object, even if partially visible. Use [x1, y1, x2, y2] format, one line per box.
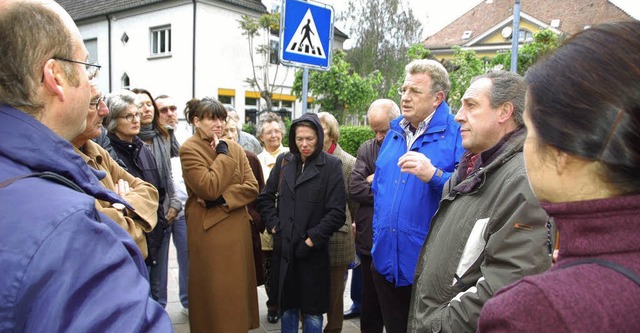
[371, 101, 464, 287]
[0, 105, 173, 332]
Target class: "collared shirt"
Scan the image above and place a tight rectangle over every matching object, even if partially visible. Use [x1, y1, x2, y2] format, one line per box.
[400, 111, 435, 150]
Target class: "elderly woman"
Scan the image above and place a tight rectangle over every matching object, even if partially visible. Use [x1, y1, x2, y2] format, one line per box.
[103, 90, 168, 274]
[478, 21, 640, 332]
[255, 111, 289, 323]
[222, 116, 266, 287]
[179, 97, 259, 333]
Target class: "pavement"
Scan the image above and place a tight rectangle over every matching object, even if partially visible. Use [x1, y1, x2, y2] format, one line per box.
[166, 236, 363, 332]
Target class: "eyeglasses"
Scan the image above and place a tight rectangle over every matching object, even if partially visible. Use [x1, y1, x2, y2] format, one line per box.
[263, 129, 282, 136]
[397, 86, 424, 97]
[89, 96, 105, 110]
[118, 112, 142, 122]
[52, 57, 102, 81]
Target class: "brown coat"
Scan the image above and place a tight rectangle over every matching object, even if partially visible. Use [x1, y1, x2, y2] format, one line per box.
[180, 128, 260, 333]
[75, 141, 158, 258]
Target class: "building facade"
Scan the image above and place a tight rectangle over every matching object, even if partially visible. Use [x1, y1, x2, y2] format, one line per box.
[58, 0, 347, 123]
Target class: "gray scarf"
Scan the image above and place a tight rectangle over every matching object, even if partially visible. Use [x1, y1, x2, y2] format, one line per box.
[138, 124, 172, 194]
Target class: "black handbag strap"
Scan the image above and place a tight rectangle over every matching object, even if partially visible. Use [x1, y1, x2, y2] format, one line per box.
[560, 258, 640, 286]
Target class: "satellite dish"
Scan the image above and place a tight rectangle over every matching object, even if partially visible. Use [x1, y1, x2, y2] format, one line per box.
[501, 26, 513, 38]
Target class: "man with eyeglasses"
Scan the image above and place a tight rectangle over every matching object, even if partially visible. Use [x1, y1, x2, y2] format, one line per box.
[370, 59, 464, 333]
[71, 83, 161, 260]
[155, 93, 190, 316]
[0, 1, 172, 331]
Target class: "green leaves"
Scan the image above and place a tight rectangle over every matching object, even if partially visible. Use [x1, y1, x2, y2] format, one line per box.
[292, 50, 381, 123]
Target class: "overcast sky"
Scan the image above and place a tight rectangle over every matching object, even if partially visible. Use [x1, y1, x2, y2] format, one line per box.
[322, 0, 640, 44]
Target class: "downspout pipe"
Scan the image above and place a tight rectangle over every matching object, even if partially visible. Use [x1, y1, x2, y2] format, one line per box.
[510, 0, 521, 73]
[192, 0, 197, 98]
[107, 14, 112, 91]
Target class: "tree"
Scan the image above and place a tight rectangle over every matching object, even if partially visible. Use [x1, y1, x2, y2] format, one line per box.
[386, 43, 431, 101]
[291, 50, 382, 124]
[339, 0, 423, 97]
[238, 12, 281, 111]
[444, 46, 490, 112]
[491, 29, 560, 75]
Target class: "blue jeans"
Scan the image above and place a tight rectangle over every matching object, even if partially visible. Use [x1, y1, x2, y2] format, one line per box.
[281, 309, 323, 333]
[349, 261, 362, 311]
[172, 215, 189, 308]
[149, 227, 171, 307]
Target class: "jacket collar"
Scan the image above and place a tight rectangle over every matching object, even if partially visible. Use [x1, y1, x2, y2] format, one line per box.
[0, 104, 129, 206]
[390, 100, 452, 135]
[452, 126, 526, 194]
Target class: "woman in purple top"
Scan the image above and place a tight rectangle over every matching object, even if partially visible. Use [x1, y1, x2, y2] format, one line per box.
[478, 21, 640, 332]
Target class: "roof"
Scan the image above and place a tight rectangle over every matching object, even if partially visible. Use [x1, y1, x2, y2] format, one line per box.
[424, 0, 635, 49]
[56, 0, 268, 21]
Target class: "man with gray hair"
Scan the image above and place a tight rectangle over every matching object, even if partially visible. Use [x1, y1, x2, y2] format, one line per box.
[0, 0, 171, 331]
[371, 59, 464, 333]
[408, 70, 552, 332]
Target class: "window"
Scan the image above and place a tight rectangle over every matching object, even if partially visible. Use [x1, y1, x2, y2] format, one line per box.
[218, 95, 233, 105]
[245, 97, 260, 110]
[461, 30, 473, 40]
[121, 32, 129, 44]
[517, 29, 533, 42]
[84, 38, 98, 63]
[121, 73, 130, 90]
[270, 39, 280, 65]
[150, 25, 171, 56]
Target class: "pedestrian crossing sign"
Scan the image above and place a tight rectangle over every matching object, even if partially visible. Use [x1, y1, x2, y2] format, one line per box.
[280, 0, 334, 70]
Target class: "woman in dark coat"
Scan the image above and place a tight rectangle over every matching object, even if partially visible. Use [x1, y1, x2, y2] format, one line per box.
[103, 90, 168, 270]
[257, 113, 346, 333]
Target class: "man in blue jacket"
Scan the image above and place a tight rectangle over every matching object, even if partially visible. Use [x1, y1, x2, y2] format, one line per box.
[371, 59, 464, 333]
[0, 1, 172, 332]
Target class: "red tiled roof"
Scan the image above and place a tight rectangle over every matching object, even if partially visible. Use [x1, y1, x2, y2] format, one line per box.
[424, 0, 635, 49]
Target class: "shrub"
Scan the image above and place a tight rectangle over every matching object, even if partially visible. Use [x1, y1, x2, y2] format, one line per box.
[338, 126, 374, 156]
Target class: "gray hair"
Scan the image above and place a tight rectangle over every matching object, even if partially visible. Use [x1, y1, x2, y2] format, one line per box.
[405, 59, 451, 96]
[367, 99, 400, 122]
[256, 112, 286, 137]
[226, 109, 242, 130]
[471, 70, 526, 126]
[317, 111, 340, 141]
[104, 90, 139, 133]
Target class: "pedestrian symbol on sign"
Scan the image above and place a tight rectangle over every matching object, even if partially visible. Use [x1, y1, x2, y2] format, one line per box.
[285, 9, 326, 59]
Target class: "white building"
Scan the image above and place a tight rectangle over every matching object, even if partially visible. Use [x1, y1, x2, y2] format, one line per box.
[58, 0, 347, 123]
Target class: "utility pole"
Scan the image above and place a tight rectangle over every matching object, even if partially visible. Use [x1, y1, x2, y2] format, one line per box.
[510, 0, 521, 72]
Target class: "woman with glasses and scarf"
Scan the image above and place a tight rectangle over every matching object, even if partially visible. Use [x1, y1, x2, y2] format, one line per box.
[103, 90, 168, 284]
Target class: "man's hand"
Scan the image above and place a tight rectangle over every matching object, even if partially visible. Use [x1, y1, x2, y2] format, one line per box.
[165, 207, 178, 225]
[397, 151, 438, 183]
[366, 173, 375, 183]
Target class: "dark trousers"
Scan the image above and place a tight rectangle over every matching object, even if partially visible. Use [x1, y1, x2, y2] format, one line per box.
[360, 254, 383, 333]
[371, 261, 412, 333]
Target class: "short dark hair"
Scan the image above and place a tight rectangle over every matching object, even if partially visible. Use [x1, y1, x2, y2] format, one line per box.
[525, 21, 640, 195]
[184, 97, 227, 125]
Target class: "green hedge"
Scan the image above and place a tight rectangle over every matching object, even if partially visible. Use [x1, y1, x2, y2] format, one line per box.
[338, 126, 374, 156]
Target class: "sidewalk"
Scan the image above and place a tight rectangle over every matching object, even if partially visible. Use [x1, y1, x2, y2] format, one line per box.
[166, 237, 362, 332]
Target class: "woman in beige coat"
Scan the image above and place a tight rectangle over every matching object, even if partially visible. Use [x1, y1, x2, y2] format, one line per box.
[179, 97, 260, 332]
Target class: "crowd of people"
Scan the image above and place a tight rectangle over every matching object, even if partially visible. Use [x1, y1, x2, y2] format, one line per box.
[1, 1, 639, 332]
